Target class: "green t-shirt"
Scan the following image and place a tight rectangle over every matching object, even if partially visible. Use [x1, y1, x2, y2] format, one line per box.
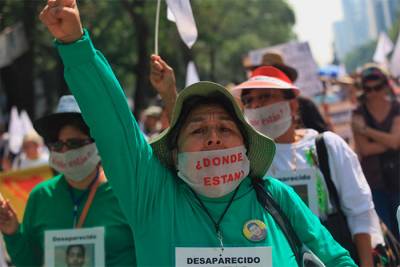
[4, 175, 136, 267]
[56, 30, 356, 267]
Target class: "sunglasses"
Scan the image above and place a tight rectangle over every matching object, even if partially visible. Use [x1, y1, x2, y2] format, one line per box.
[47, 138, 94, 152]
[241, 92, 274, 108]
[363, 82, 387, 93]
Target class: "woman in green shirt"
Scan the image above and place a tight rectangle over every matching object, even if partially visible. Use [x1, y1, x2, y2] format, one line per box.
[36, 1, 355, 266]
[0, 96, 136, 267]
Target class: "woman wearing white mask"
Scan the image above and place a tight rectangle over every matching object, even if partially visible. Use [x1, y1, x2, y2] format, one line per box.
[38, 1, 356, 266]
[233, 66, 383, 267]
[0, 95, 136, 267]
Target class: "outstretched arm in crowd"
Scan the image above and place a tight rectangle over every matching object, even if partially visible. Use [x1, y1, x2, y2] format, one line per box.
[39, 0, 175, 230]
[149, 55, 177, 120]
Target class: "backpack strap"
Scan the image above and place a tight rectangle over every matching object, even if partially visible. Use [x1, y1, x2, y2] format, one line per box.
[315, 134, 341, 211]
[252, 178, 302, 265]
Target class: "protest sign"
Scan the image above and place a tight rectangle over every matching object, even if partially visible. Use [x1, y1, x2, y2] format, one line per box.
[45, 227, 105, 267]
[246, 42, 323, 96]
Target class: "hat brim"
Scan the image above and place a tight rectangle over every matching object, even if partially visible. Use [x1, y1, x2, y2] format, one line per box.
[33, 112, 83, 141]
[231, 77, 300, 98]
[247, 63, 298, 82]
[149, 81, 276, 179]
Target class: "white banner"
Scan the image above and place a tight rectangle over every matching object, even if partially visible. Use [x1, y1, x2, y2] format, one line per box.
[0, 22, 28, 68]
[373, 32, 393, 67]
[247, 42, 323, 96]
[185, 61, 200, 87]
[390, 32, 400, 77]
[166, 0, 198, 48]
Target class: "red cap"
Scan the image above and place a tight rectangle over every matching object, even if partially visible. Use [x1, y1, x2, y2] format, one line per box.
[232, 66, 300, 97]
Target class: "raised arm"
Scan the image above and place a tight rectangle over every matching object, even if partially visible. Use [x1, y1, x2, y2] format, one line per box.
[39, 0, 174, 228]
[149, 55, 178, 120]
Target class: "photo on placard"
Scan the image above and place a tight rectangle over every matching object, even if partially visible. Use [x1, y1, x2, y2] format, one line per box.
[291, 184, 309, 206]
[45, 227, 105, 267]
[273, 169, 319, 217]
[54, 243, 95, 267]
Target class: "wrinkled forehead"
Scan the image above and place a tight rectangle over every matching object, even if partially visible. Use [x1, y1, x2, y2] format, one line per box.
[184, 104, 235, 124]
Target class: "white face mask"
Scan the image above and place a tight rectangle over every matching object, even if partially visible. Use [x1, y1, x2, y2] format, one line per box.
[49, 143, 101, 182]
[244, 101, 292, 139]
[177, 146, 250, 198]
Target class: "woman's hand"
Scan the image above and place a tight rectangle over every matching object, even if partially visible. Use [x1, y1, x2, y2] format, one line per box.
[150, 55, 177, 120]
[352, 115, 367, 135]
[150, 55, 177, 97]
[39, 0, 83, 43]
[0, 199, 19, 235]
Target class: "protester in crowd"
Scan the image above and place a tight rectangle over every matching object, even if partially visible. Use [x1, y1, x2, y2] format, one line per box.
[152, 53, 382, 265]
[0, 95, 136, 266]
[244, 52, 330, 133]
[37, 1, 356, 266]
[11, 131, 49, 170]
[232, 66, 383, 266]
[352, 64, 400, 240]
[140, 105, 162, 138]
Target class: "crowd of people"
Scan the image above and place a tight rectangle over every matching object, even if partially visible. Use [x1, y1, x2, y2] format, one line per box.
[0, 0, 398, 266]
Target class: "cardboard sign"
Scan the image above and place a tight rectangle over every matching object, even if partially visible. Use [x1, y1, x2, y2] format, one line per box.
[44, 227, 105, 267]
[273, 169, 319, 217]
[175, 247, 272, 267]
[246, 42, 323, 97]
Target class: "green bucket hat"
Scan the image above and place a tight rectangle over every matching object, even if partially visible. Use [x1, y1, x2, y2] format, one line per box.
[150, 81, 276, 179]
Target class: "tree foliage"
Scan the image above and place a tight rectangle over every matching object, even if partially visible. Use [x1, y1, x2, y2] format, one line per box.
[0, 0, 295, 118]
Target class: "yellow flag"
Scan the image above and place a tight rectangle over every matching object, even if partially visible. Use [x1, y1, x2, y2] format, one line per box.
[0, 165, 53, 221]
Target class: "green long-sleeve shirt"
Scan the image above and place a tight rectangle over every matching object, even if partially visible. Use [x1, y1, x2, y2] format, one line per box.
[3, 175, 136, 267]
[57, 30, 356, 267]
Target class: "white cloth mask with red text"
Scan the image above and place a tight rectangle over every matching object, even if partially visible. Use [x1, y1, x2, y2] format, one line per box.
[244, 101, 292, 139]
[49, 143, 101, 182]
[177, 146, 250, 198]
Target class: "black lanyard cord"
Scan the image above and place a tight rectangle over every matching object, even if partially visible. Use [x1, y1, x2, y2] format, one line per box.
[191, 186, 240, 235]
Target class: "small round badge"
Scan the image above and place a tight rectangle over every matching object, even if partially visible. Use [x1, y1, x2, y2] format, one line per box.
[243, 219, 266, 242]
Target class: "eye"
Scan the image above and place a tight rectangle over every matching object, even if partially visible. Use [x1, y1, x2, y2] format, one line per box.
[220, 126, 232, 132]
[191, 128, 205, 134]
[242, 96, 253, 106]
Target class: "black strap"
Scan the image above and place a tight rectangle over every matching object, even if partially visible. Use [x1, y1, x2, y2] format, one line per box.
[252, 178, 302, 265]
[315, 134, 341, 212]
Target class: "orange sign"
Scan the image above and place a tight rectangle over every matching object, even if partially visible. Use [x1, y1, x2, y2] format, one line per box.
[0, 165, 53, 221]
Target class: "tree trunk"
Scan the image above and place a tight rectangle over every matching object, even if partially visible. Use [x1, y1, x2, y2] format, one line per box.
[121, 0, 150, 119]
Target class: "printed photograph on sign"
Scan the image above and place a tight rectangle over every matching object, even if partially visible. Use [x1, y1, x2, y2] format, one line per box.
[54, 244, 94, 267]
[44, 227, 104, 267]
[273, 169, 319, 217]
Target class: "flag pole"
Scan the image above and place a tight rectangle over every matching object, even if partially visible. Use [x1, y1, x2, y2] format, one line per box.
[154, 0, 161, 55]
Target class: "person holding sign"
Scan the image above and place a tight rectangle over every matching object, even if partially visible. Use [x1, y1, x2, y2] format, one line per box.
[0, 95, 136, 266]
[37, 1, 355, 266]
[232, 66, 383, 267]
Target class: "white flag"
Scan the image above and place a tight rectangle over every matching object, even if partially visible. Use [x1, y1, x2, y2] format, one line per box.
[390, 33, 400, 77]
[373, 32, 394, 66]
[20, 110, 35, 134]
[166, 0, 198, 48]
[185, 61, 200, 87]
[8, 106, 24, 154]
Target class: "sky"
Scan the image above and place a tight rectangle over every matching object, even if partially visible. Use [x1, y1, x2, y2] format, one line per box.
[286, 0, 343, 66]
